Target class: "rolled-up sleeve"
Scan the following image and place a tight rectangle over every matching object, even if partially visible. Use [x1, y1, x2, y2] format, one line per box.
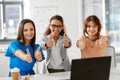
[5, 40, 20, 57]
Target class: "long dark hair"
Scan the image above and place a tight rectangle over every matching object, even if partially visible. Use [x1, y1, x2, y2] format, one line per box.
[17, 19, 36, 48]
[44, 15, 65, 36]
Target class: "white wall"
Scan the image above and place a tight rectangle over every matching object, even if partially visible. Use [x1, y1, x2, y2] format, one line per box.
[0, 0, 83, 76]
[0, 53, 9, 77]
[29, 0, 82, 61]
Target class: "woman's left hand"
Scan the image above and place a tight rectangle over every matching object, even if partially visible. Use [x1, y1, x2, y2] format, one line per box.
[99, 36, 109, 48]
[63, 33, 70, 47]
[35, 46, 42, 61]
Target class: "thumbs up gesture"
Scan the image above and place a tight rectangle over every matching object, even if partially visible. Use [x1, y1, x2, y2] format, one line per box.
[46, 33, 54, 48]
[25, 49, 32, 63]
[63, 33, 70, 47]
[98, 36, 109, 48]
[34, 46, 42, 61]
[76, 39, 80, 48]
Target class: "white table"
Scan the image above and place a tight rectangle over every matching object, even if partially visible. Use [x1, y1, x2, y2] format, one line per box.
[30, 64, 120, 80]
[0, 64, 120, 80]
[109, 64, 120, 80]
[31, 70, 120, 80]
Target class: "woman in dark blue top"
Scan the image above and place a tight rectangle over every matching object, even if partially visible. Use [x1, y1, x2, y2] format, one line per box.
[5, 19, 45, 76]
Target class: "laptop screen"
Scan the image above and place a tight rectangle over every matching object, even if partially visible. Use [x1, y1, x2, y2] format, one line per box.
[71, 56, 111, 80]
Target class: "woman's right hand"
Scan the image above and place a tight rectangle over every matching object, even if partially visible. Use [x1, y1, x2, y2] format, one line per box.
[46, 34, 54, 48]
[25, 49, 32, 63]
[76, 37, 87, 50]
[76, 40, 80, 48]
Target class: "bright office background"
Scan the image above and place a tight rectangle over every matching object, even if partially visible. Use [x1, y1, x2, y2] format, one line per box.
[0, 0, 120, 76]
[0, 0, 120, 56]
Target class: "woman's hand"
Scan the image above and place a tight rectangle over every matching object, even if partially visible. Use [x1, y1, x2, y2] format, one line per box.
[76, 40, 79, 48]
[77, 37, 87, 50]
[25, 49, 32, 63]
[46, 33, 54, 48]
[34, 46, 42, 61]
[14, 49, 32, 63]
[63, 33, 70, 47]
[99, 36, 109, 48]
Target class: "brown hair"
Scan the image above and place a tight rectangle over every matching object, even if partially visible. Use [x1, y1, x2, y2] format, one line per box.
[17, 19, 36, 48]
[83, 15, 102, 38]
[44, 15, 65, 36]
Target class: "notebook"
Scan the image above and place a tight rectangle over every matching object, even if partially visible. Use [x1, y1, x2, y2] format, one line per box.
[70, 56, 111, 80]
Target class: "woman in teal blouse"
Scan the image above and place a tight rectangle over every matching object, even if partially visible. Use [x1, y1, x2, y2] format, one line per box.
[5, 19, 45, 76]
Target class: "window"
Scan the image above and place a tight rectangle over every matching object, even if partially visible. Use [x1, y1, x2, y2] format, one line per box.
[83, 0, 103, 23]
[105, 0, 120, 55]
[83, 0, 120, 55]
[82, 0, 106, 35]
[0, 0, 23, 39]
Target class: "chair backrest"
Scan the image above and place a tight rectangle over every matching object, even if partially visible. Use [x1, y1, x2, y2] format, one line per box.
[105, 46, 116, 69]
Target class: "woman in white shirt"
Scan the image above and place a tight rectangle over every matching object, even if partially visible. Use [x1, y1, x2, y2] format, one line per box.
[40, 15, 71, 73]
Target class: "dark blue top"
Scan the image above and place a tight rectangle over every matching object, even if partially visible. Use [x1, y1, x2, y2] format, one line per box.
[5, 40, 45, 76]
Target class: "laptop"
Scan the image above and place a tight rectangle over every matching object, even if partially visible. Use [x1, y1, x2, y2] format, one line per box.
[70, 56, 111, 80]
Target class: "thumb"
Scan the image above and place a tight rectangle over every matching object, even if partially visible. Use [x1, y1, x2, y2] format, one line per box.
[37, 46, 40, 51]
[49, 33, 54, 40]
[63, 33, 67, 39]
[26, 48, 30, 55]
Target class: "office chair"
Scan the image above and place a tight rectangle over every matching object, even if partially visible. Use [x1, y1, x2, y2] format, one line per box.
[105, 46, 116, 69]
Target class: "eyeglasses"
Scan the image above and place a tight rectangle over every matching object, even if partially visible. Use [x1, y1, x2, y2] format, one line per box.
[50, 24, 63, 29]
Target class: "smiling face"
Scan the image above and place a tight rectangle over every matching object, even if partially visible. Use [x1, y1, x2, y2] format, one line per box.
[83, 15, 101, 38]
[49, 19, 63, 36]
[23, 22, 35, 42]
[86, 21, 98, 37]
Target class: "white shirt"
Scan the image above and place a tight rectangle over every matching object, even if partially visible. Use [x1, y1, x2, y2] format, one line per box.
[48, 40, 64, 69]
